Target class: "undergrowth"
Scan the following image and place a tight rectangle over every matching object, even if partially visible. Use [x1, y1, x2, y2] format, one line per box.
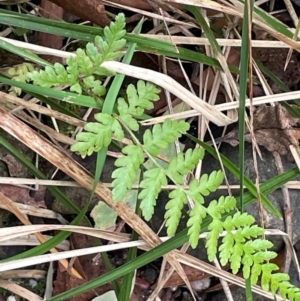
[26, 13, 300, 301]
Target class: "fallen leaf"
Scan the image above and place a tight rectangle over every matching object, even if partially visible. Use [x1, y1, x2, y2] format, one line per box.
[209, 105, 300, 159]
[151, 264, 210, 289]
[0, 184, 46, 208]
[39, 0, 64, 64]
[0, 153, 27, 177]
[47, 0, 110, 27]
[53, 232, 112, 300]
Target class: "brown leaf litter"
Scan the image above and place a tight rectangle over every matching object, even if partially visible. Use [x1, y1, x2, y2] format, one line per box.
[209, 105, 300, 159]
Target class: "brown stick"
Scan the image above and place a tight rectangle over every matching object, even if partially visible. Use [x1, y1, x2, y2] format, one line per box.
[47, 0, 111, 27]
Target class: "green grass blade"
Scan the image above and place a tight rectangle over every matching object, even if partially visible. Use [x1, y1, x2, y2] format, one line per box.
[0, 38, 51, 67]
[0, 75, 101, 109]
[46, 167, 299, 301]
[239, 0, 254, 213]
[0, 73, 83, 119]
[0, 9, 222, 67]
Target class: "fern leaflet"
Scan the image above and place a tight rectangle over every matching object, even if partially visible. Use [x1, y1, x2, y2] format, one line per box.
[29, 13, 126, 94]
[139, 168, 167, 220]
[117, 81, 161, 131]
[112, 145, 144, 201]
[71, 113, 121, 158]
[165, 188, 188, 236]
[187, 202, 207, 248]
[167, 148, 204, 184]
[143, 119, 190, 156]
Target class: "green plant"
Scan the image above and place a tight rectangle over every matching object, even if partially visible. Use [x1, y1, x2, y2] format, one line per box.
[27, 13, 300, 301]
[8, 62, 34, 96]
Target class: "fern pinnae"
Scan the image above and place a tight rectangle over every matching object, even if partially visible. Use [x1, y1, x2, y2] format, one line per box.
[139, 168, 167, 220]
[165, 188, 187, 236]
[112, 144, 144, 201]
[143, 119, 190, 156]
[187, 202, 207, 248]
[71, 113, 116, 157]
[167, 148, 204, 184]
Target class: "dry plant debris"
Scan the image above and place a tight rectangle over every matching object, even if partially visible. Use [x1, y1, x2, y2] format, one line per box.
[210, 105, 300, 159]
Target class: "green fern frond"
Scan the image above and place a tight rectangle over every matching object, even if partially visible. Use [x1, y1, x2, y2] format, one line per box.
[95, 13, 126, 62]
[187, 202, 207, 248]
[82, 75, 106, 96]
[29, 13, 126, 93]
[30, 15, 300, 301]
[29, 63, 72, 87]
[112, 145, 144, 201]
[206, 219, 223, 261]
[167, 148, 204, 184]
[165, 188, 188, 235]
[117, 80, 161, 131]
[207, 196, 236, 219]
[270, 273, 290, 295]
[188, 170, 224, 203]
[71, 113, 116, 157]
[126, 80, 161, 113]
[139, 168, 168, 220]
[143, 119, 190, 156]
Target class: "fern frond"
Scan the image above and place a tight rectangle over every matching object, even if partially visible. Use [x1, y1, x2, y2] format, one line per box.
[95, 13, 126, 62]
[76, 48, 94, 76]
[127, 81, 161, 114]
[279, 281, 295, 299]
[165, 188, 188, 235]
[270, 273, 290, 295]
[143, 119, 190, 156]
[29, 63, 73, 88]
[112, 145, 144, 201]
[207, 196, 236, 219]
[71, 113, 117, 157]
[139, 168, 168, 220]
[219, 233, 234, 265]
[261, 263, 279, 291]
[83, 75, 106, 96]
[206, 219, 223, 261]
[205, 196, 236, 260]
[117, 80, 161, 131]
[230, 240, 244, 273]
[29, 13, 126, 93]
[223, 212, 255, 231]
[167, 148, 204, 184]
[188, 170, 224, 203]
[187, 202, 207, 248]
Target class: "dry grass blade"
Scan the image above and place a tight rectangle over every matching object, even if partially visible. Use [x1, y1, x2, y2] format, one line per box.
[284, 18, 300, 71]
[0, 279, 42, 301]
[143, 35, 300, 47]
[0, 270, 46, 279]
[0, 224, 130, 243]
[140, 90, 300, 125]
[0, 190, 82, 279]
[0, 197, 67, 223]
[101, 61, 235, 126]
[0, 91, 86, 128]
[0, 234, 69, 250]
[0, 107, 191, 292]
